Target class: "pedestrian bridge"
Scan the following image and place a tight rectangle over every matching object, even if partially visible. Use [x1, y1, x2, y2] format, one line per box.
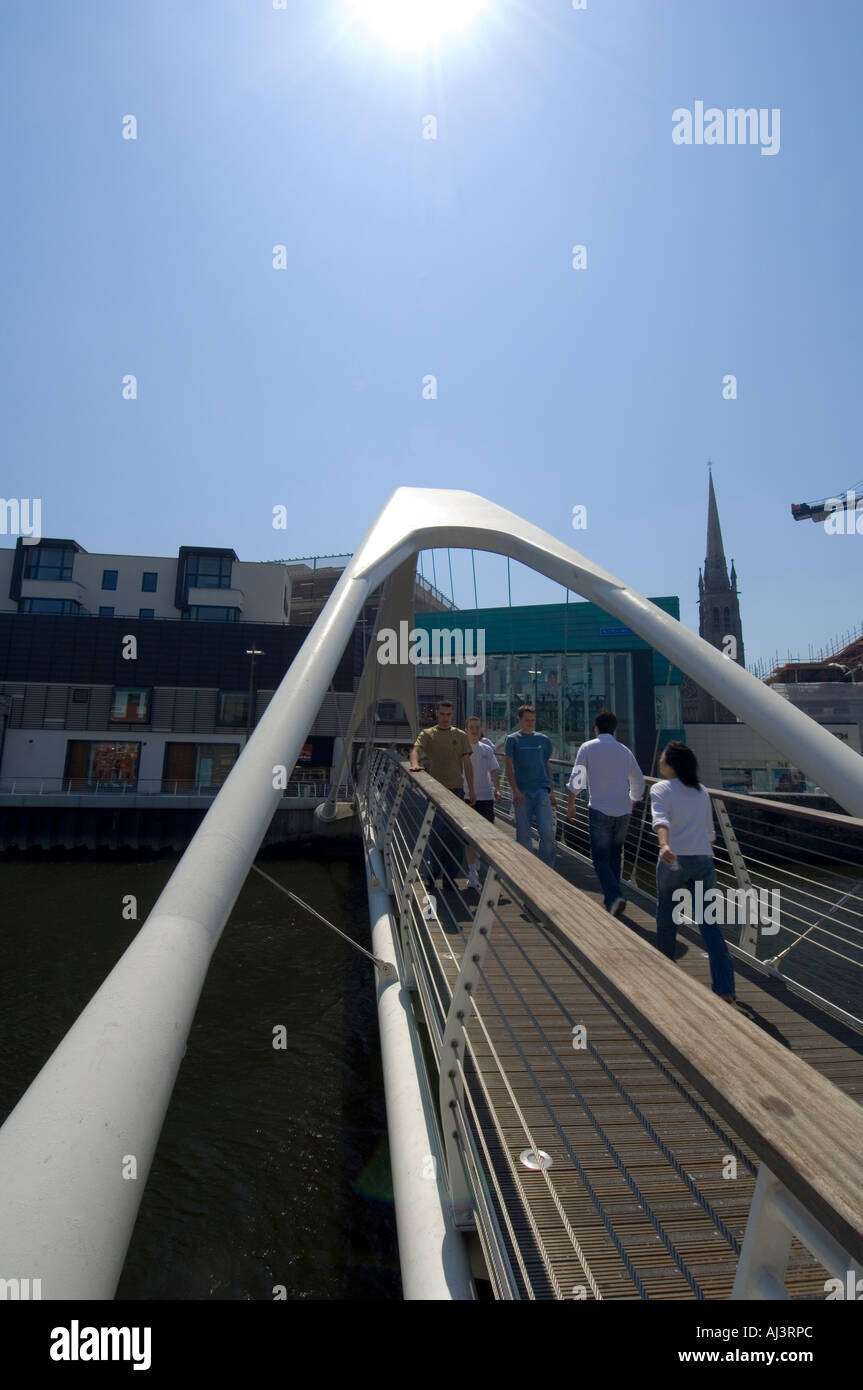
[1, 488, 862, 1300]
[359, 746, 863, 1298]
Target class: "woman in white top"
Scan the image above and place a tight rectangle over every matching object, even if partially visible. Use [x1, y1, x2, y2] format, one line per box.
[464, 717, 501, 889]
[650, 741, 735, 1002]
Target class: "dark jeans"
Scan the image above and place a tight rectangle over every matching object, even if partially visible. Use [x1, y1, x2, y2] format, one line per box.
[425, 789, 465, 888]
[656, 855, 735, 998]
[588, 808, 630, 909]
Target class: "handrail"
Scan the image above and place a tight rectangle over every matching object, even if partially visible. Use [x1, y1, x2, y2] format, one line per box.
[0, 777, 333, 798]
[0, 611, 293, 625]
[545, 757, 863, 1027]
[397, 759, 863, 1264]
[548, 756, 861, 826]
[281, 550, 458, 608]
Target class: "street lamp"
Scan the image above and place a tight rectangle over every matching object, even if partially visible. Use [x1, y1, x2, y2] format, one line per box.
[245, 648, 264, 740]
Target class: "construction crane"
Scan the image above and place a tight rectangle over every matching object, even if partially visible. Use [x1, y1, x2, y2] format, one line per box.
[791, 480, 863, 522]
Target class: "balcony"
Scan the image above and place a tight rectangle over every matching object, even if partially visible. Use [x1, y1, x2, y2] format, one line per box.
[20, 577, 87, 603]
[187, 585, 245, 611]
[0, 775, 339, 805]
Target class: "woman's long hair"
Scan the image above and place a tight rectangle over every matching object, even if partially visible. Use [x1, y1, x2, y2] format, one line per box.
[661, 740, 701, 789]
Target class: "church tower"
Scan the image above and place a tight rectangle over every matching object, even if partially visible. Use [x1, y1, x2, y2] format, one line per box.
[682, 469, 745, 723]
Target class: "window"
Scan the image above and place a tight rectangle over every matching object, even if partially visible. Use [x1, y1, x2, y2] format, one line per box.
[102, 570, 118, 590]
[720, 766, 756, 794]
[65, 740, 140, 789]
[164, 743, 239, 791]
[23, 546, 74, 580]
[181, 606, 239, 622]
[471, 650, 635, 763]
[218, 692, 249, 726]
[712, 607, 720, 627]
[89, 743, 139, 786]
[292, 741, 329, 781]
[187, 554, 232, 590]
[655, 687, 682, 730]
[110, 688, 150, 723]
[139, 608, 155, 619]
[19, 598, 80, 614]
[99, 606, 115, 617]
[141, 572, 158, 592]
[723, 607, 731, 630]
[195, 744, 239, 788]
[376, 700, 407, 722]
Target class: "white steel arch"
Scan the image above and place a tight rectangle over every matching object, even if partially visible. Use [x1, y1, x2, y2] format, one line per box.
[350, 488, 863, 816]
[0, 487, 860, 1301]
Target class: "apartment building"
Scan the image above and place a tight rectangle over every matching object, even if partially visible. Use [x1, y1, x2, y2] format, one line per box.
[0, 538, 290, 623]
[0, 539, 461, 798]
[0, 537, 358, 794]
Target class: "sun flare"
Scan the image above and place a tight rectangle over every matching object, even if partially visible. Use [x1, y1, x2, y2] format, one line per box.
[351, 0, 490, 52]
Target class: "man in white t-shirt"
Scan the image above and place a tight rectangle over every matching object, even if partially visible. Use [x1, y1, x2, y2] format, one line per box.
[566, 709, 645, 916]
[463, 717, 501, 888]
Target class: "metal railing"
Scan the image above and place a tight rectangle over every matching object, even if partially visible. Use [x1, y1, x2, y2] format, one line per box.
[360, 748, 863, 1300]
[747, 620, 863, 679]
[283, 552, 458, 610]
[282, 553, 355, 569]
[5, 609, 297, 624]
[414, 568, 459, 610]
[532, 761, 863, 1032]
[0, 776, 335, 799]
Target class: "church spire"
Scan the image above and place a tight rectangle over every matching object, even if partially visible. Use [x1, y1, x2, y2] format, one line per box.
[704, 469, 730, 591]
[683, 466, 746, 723]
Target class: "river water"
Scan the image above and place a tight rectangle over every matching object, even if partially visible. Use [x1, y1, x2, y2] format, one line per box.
[0, 847, 401, 1300]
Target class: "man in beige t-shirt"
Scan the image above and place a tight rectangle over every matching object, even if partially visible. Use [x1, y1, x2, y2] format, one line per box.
[410, 700, 475, 889]
[411, 704, 475, 798]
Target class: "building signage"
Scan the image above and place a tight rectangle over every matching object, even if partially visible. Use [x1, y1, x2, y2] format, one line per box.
[822, 723, 861, 752]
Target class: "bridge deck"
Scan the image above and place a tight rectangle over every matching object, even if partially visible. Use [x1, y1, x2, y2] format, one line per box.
[414, 820, 863, 1300]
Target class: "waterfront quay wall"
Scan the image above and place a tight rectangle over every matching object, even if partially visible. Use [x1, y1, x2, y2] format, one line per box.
[0, 796, 339, 853]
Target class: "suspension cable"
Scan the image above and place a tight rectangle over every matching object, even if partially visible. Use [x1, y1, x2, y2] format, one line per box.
[250, 863, 394, 976]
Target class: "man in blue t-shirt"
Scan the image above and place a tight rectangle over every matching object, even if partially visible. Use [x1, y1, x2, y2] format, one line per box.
[504, 704, 556, 867]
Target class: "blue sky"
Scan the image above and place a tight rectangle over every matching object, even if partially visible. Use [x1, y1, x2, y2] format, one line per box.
[2, 0, 860, 666]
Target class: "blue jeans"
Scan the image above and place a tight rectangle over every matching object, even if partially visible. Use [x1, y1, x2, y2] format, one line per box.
[656, 855, 735, 998]
[514, 789, 556, 867]
[588, 808, 631, 910]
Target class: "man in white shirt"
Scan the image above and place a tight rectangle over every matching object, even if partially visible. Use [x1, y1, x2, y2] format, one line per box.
[463, 716, 502, 888]
[566, 709, 645, 916]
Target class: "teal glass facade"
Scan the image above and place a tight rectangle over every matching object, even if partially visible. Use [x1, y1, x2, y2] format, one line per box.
[469, 650, 637, 759]
[411, 597, 685, 768]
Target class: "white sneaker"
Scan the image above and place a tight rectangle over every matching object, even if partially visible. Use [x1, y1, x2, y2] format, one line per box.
[422, 894, 437, 920]
[467, 866, 479, 889]
[610, 897, 626, 918]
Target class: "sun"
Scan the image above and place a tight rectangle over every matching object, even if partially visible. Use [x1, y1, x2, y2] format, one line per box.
[351, 0, 491, 51]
